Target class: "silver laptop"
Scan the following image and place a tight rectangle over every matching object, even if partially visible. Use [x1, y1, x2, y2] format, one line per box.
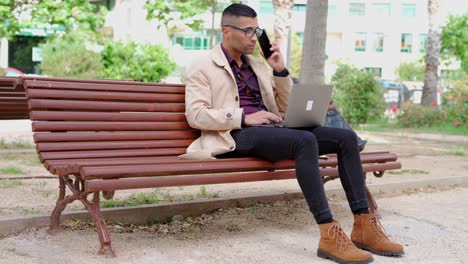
[281, 84, 333, 128]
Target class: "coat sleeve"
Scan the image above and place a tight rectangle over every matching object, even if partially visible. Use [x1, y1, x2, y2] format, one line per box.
[272, 75, 293, 113]
[185, 65, 243, 131]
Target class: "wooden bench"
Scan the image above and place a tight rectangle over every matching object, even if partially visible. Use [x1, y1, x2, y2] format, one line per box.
[24, 77, 401, 257]
[0, 77, 28, 119]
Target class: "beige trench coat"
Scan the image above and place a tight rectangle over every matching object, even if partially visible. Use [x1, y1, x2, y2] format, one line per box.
[179, 43, 293, 160]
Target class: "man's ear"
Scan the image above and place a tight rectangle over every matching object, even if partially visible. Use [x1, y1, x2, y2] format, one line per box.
[221, 27, 230, 39]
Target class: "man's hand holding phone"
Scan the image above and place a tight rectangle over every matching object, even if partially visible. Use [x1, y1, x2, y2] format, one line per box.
[257, 31, 286, 73]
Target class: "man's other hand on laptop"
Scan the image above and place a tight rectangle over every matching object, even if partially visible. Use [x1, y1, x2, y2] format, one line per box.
[245, 111, 283, 126]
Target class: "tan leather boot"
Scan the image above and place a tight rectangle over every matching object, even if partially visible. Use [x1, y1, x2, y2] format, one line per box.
[351, 214, 404, 257]
[318, 220, 373, 264]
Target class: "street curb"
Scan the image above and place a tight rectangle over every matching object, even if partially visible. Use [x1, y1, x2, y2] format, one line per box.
[1, 175, 467, 237]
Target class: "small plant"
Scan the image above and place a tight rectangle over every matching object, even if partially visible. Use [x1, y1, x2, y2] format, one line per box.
[181, 194, 195, 201]
[388, 169, 430, 175]
[21, 208, 41, 215]
[0, 138, 33, 149]
[100, 189, 173, 208]
[0, 180, 23, 188]
[448, 147, 465, 156]
[0, 165, 26, 174]
[198, 186, 219, 198]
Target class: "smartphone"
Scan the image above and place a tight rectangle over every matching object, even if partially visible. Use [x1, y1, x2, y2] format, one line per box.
[258, 30, 273, 59]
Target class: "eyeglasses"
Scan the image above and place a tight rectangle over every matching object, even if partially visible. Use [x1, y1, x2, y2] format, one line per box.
[223, 25, 263, 38]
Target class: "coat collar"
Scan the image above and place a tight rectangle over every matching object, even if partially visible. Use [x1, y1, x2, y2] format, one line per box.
[211, 43, 269, 92]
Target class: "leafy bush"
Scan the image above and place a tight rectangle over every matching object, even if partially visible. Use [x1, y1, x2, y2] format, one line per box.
[397, 103, 446, 127]
[100, 41, 176, 82]
[442, 77, 468, 127]
[331, 64, 385, 125]
[40, 32, 102, 78]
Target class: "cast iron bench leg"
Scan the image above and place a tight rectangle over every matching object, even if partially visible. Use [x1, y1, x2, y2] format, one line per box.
[80, 191, 116, 257]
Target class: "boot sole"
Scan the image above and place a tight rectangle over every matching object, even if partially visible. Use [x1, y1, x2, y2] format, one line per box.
[317, 249, 374, 264]
[354, 242, 404, 257]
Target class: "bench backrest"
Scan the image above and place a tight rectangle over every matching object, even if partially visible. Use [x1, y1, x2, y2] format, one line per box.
[24, 79, 199, 163]
[0, 77, 28, 119]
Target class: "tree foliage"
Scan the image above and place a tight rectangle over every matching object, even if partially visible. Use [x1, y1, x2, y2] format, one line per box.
[100, 41, 177, 82]
[0, 0, 106, 39]
[331, 64, 385, 125]
[144, 0, 210, 32]
[39, 31, 102, 79]
[396, 60, 425, 81]
[441, 13, 468, 73]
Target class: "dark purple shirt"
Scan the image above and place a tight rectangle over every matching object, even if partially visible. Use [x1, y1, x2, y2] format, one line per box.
[221, 45, 267, 115]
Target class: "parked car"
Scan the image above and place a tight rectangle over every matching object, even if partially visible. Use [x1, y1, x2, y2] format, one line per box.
[376, 79, 408, 108]
[0, 67, 24, 77]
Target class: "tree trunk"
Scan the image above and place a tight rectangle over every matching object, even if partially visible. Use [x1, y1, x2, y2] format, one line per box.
[421, 0, 442, 106]
[272, 0, 295, 67]
[299, 0, 328, 84]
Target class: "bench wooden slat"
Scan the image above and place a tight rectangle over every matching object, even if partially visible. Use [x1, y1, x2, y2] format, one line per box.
[27, 88, 185, 103]
[39, 147, 186, 161]
[24, 80, 186, 93]
[31, 121, 190, 131]
[33, 131, 199, 143]
[45, 153, 397, 174]
[81, 159, 402, 180]
[30, 111, 187, 122]
[84, 162, 402, 192]
[37, 139, 193, 151]
[28, 99, 186, 112]
[18, 76, 185, 87]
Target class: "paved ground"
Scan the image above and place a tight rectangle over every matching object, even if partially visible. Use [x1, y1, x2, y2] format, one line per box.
[0, 187, 467, 264]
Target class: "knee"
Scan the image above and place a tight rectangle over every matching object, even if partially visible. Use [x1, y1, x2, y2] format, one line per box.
[340, 129, 358, 146]
[297, 131, 318, 152]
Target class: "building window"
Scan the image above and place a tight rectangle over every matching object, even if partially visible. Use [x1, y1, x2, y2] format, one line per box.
[372, 33, 384, 52]
[354, 32, 367, 52]
[401, 33, 412, 53]
[364, 67, 382, 77]
[90, 0, 115, 11]
[371, 3, 391, 16]
[419, 34, 427, 52]
[172, 32, 212, 50]
[259, 0, 274, 14]
[402, 4, 416, 17]
[328, 4, 337, 16]
[349, 3, 366, 16]
[293, 4, 306, 13]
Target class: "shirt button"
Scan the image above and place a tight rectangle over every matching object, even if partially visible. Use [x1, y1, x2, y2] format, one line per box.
[235, 96, 239, 101]
[226, 113, 232, 119]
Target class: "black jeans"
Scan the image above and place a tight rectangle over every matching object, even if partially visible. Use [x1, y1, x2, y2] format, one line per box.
[224, 126, 369, 224]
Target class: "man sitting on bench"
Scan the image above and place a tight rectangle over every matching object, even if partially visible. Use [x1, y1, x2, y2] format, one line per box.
[182, 3, 403, 264]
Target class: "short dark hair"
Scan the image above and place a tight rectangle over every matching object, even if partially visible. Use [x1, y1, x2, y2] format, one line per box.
[221, 3, 257, 26]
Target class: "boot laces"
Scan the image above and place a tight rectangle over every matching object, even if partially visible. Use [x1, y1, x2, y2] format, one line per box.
[328, 222, 352, 253]
[370, 216, 388, 239]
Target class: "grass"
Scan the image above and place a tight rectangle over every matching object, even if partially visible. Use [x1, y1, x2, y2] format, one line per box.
[388, 169, 430, 175]
[198, 186, 219, 198]
[0, 179, 23, 188]
[359, 119, 467, 135]
[100, 189, 173, 208]
[21, 208, 41, 216]
[447, 147, 465, 156]
[0, 165, 26, 174]
[0, 138, 33, 149]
